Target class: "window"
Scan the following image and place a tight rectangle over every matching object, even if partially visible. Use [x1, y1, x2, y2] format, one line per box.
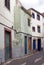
[32, 27, 35, 32]
[32, 13, 35, 18]
[5, 0, 10, 10]
[37, 26, 40, 33]
[37, 14, 40, 20]
[28, 19, 30, 26]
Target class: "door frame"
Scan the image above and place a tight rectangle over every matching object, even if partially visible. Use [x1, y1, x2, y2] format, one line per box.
[37, 38, 41, 51]
[4, 28, 12, 61]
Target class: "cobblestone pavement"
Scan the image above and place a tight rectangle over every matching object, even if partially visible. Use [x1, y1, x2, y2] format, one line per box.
[3, 51, 44, 65]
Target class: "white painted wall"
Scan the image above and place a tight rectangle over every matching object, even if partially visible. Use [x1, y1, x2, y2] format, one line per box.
[31, 10, 43, 37]
[0, 25, 4, 62]
[0, 0, 17, 62]
[0, 0, 16, 25]
[30, 9, 43, 49]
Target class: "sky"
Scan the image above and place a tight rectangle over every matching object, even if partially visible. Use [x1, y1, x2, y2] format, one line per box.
[19, 0, 44, 13]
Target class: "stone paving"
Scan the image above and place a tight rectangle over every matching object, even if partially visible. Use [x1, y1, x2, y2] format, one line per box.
[3, 51, 44, 65]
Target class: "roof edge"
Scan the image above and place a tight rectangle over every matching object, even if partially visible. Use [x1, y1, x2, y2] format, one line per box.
[28, 8, 44, 17]
[21, 6, 31, 16]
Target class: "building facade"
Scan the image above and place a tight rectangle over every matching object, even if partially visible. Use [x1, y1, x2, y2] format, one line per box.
[0, 0, 17, 62]
[0, 0, 31, 62]
[14, 6, 31, 56]
[28, 8, 44, 51]
[14, 7, 44, 57]
[0, 0, 44, 63]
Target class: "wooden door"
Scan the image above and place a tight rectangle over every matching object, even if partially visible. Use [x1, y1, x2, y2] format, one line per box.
[28, 38, 31, 50]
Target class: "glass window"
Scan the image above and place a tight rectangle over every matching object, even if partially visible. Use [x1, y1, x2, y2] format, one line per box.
[5, 0, 10, 10]
[37, 14, 40, 20]
[32, 27, 35, 32]
[37, 26, 40, 33]
[28, 19, 30, 26]
[32, 13, 35, 18]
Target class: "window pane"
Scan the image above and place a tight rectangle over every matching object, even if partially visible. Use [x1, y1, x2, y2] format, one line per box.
[5, 0, 10, 10]
[5, 0, 8, 8]
[37, 26, 40, 33]
[37, 14, 40, 20]
[8, 0, 10, 10]
[32, 13, 35, 18]
[28, 19, 30, 26]
[32, 27, 35, 32]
